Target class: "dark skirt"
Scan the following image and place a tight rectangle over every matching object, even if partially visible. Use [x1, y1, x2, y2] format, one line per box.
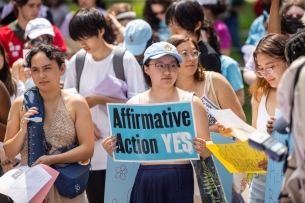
[130, 164, 194, 203]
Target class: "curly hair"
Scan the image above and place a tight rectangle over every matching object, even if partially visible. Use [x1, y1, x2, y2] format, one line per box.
[286, 28, 305, 64]
[24, 45, 65, 69]
[0, 43, 16, 96]
[166, 34, 205, 83]
[250, 34, 289, 101]
[143, 0, 173, 31]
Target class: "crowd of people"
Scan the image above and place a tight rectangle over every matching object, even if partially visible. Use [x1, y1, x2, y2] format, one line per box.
[0, 0, 304, 202]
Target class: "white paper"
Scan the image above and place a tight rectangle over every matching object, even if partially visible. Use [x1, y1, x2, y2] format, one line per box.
[209, 109, 257, 141]
[0, 165, 51, 203]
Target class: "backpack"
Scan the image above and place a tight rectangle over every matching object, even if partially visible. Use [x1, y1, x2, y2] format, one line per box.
[276, 57, 305, 202]
[75, 46, 126, 92]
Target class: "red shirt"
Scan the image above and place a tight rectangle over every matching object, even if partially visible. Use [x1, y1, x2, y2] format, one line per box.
[0, 24, 67, 67]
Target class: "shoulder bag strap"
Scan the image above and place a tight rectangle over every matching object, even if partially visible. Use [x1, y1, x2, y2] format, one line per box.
[209, 72, 221, 109]
[75, 49, 87, 92]
[8, 21, 26, 44]
[113, 46, 126, 81]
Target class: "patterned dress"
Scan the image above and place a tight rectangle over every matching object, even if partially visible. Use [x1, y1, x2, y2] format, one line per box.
[20, 94, 86, 203]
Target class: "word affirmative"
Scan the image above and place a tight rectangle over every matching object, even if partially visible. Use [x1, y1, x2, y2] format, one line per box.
[113, 107, 191, 129]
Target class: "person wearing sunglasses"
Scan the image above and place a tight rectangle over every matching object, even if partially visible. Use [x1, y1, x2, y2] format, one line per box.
[143, 0, 172, 41]
[11, 18, 66, 89]
[280, 0, 305, 35]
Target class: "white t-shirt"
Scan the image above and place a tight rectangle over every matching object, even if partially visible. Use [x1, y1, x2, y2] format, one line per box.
[244, 53, 255, 72]
[10, 80, 26, 103]
[64, 48, 145, 170]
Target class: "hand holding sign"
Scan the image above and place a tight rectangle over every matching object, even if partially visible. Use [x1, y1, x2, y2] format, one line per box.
[102, 135, 117, 156]
[193, 137, 208, 157]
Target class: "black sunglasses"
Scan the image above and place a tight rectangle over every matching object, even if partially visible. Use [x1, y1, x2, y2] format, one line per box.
[152, 10, 166, 16]
[30, 36, 53, 47]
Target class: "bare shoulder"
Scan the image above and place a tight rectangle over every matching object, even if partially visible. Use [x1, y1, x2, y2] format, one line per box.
[127, 90, 150, 104]
[61, 91, 87, 108]
[11, 96, 24, 110]
[192, 95, 205, 109]
[9, 96, 24, 120]
[210, 71, 229, 86]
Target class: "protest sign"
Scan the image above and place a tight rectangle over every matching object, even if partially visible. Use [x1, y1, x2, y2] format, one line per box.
[265, 109, 294, 203]
[104, 156, 139, 203]
[104, 133, 235, 203]
[207, 141, 267, 173]
[211, 132, 234, 202]
[107, 102, 199, 162]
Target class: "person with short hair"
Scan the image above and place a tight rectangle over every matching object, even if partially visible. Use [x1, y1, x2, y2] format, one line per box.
[4, 44, 94, 203]
[65, 8, 145, 203]
[0, 0, 53, 26]
[0, 0, 66, 67]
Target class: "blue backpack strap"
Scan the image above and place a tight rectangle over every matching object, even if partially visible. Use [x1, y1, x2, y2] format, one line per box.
[75, 49, 87, 92]
[113, 46, 126, 81]
[23, 87, 45, 166]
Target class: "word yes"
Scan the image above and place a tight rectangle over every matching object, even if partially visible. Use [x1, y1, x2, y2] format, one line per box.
[161, 132, 193, 153]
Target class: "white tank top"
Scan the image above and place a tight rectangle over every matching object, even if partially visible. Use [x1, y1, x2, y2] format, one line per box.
[256, 92, 271, 133]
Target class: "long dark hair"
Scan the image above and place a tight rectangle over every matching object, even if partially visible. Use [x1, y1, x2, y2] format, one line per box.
[0, 43, 17, 96]
[143, 0, 173, 31]
[201, 18, 221, 55]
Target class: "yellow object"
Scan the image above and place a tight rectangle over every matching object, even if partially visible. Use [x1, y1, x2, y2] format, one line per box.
[207, 141, 267, 173]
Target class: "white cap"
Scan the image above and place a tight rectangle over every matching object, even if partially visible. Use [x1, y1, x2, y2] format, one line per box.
[25, 18, 55, 39]
[197, 0, 217, 5]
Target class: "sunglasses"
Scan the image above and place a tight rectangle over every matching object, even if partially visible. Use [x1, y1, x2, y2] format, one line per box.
[152, 10, 166, 16]
[284, 13, 304, 20]
[30, 36, 53, 47]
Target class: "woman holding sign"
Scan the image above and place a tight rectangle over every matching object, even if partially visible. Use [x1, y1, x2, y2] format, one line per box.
[103, 42, 219, 203]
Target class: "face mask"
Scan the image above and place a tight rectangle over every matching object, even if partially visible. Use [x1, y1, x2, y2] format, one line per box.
[261, 3, 271, 14]
[284, 18, 305, 34]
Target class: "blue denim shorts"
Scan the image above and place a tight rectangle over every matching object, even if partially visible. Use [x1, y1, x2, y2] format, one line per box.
[130, 164, 194, 203]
